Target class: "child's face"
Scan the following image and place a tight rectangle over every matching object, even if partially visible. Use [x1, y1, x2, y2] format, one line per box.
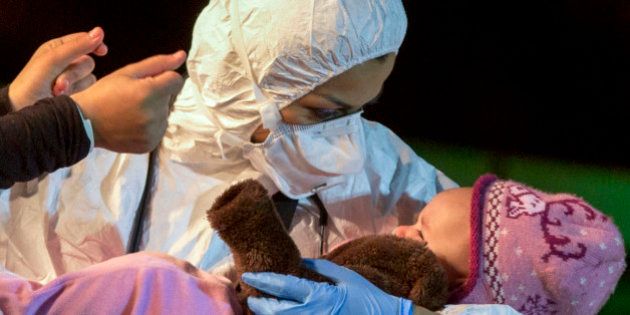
[392, 188, 472, 290]
[251, 54, 397, 142]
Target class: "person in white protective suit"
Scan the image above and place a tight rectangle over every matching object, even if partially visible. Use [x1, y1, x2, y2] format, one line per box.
[0, 0, 520, 314]
[149, 0, 457, 275]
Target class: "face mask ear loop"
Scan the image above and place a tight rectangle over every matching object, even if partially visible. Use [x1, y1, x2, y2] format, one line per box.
[212, 124, 250, 160]
[214, 130, 227, 160]
[204, 108, 229, 160]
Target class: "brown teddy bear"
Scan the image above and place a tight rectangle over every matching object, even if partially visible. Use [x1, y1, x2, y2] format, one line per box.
[207, 179, 449, 313]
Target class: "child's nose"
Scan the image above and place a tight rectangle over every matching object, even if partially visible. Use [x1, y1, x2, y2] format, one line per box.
[391, 226, 426, 243]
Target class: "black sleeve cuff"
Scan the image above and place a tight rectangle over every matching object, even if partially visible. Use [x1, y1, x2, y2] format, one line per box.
[0, 86, 13, 117]
[0, 95, 91, 188]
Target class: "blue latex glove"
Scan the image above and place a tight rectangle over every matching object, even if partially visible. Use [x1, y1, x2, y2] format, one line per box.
[241, 258, 414, 315]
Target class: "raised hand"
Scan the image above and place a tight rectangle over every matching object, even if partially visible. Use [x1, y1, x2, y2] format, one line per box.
[8, 27, 108, 110]
[71, 51, 186, 153]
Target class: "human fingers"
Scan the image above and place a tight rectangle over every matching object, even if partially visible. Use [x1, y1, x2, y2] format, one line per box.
[34, 32, 84, 58]
[247, 296, 301, 315]
[41, 27, 105, 75]
[36, 29, 107, 58]
[241, 272, 318, 302]
[93, 42, 108, 56]
[63, 74, 97, 95]
[118, 51, 186, 78]
[146, 70, 185, 98]
[52, 55, 96, 96]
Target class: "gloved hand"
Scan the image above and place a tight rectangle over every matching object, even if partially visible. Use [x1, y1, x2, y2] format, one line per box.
[242, 258, 414, 315]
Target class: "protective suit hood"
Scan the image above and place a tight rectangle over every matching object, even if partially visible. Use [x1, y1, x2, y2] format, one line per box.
[164, 0, 407, 163]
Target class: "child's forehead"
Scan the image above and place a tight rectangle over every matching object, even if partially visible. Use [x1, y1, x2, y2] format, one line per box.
[427, 188, 473, 213]
[420, 188, 473, 232]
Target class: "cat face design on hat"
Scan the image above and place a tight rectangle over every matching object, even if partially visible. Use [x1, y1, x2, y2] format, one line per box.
[505, 185, 546, 217]
[504, 184, 604, 262]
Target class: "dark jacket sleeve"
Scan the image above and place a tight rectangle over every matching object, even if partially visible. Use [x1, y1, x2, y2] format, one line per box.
[0, 93, 91, 188]
[0, 86, 13, 116]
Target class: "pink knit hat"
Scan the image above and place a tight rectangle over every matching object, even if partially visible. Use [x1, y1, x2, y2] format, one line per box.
[451, 174, 626, 314]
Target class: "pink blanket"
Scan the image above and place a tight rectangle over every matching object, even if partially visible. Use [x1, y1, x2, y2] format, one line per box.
[0, 252, 242, 315]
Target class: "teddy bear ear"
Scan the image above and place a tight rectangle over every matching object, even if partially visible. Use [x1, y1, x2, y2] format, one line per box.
[408, 264, 450, 311]
[207, 180, 268, 215]
[209, 179, 269, 213]
[206, 179, 270, 231]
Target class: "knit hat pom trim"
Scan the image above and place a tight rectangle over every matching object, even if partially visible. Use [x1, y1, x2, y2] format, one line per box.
[449, 173, 497, 302]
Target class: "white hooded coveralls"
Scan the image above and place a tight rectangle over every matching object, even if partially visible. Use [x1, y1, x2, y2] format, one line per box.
[1, 0, 456, 284]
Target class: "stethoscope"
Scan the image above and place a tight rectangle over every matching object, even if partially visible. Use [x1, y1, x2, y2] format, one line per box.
[126, 150, 157, 254]
[127, 149, 331, 257]
[311, 194, 329, 256]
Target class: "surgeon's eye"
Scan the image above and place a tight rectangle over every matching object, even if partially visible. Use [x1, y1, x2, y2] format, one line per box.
[311, 108, 343, 121]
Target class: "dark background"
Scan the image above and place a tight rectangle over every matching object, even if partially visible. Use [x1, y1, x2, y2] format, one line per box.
[1, 0, 628, 168]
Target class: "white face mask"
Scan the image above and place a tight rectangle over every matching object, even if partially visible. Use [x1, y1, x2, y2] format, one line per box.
[243, 111, 366, 199]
